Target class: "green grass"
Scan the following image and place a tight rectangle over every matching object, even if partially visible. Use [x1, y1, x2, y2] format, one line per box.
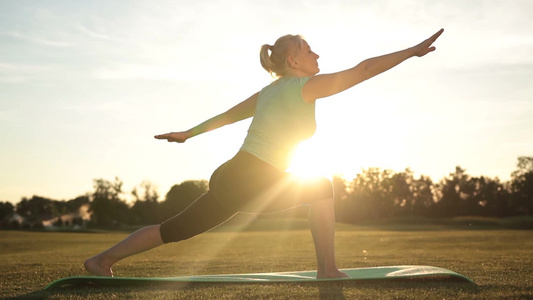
[1, 217, 532, 299]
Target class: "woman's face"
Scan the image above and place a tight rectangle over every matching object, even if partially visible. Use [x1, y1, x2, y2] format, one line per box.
[291, 41, 320, 76]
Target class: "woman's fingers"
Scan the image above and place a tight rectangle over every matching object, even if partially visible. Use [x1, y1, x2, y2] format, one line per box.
[415, 29, 444, 57]
[155, 133, 186, 143]
[425, 29, 444, 49]
[155, 133, 171, 139]
[430, 28, 444, 42]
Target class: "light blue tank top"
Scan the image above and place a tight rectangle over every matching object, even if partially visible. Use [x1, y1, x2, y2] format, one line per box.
[240, 77, 316, 170]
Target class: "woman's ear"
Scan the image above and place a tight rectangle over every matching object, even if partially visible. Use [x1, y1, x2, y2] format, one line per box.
[287, 56, 298, 69]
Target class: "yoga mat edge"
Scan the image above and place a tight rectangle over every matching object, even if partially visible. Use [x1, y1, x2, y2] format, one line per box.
[45, 265, 474, 289]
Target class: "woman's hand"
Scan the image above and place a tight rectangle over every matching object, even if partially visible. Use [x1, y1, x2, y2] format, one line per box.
[412, 28, 444, 57]
[154, 131, 191, 143]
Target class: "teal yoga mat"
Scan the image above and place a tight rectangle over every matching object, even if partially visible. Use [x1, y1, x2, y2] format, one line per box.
[46, 265, 474, 289]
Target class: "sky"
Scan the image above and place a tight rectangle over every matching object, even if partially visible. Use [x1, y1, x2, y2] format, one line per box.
[1, 0, 532, 204]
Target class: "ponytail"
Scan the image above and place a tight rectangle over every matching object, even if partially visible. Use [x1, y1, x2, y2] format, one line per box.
[260, 44, 274, 76]
[259, 35, 305, 78]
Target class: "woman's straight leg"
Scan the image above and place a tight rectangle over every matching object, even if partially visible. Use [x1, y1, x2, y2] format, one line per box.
[84, 190, 236, 277]
[84, 225, 163, 277]
[309, 197, 348, 279]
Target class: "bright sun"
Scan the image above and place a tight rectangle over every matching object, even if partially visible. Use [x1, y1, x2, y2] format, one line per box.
[287, 138, 346, 180]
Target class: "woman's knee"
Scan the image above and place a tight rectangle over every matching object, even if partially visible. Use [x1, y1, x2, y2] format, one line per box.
[159, 192, 237, 243]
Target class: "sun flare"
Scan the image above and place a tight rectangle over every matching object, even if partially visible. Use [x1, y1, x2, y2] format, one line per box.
[287, 138, 344, 180]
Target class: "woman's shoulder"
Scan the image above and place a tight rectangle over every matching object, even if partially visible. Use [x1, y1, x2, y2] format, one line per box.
[269, 76, 311, 89]
[284, 76, 311, 83]
[259, 76, 312, 99]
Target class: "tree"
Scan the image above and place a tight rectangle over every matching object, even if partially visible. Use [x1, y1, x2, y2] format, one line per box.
[433, 166, 513, 218]
[510, 156, 533, 215]
[160, 180, 208, 221]
[346, 168, 395, 222]
[410, 175, 437, 217]
[15, 196, 57, 226]
[0, 202, 15, 228]
[432, 167, 465, 217]
[388, 169, 417, 217]
[476, 176, 509, 217]
[89, 177, 129, 227]
[130, 181, 160, 225]
[65, 195, 90, 214]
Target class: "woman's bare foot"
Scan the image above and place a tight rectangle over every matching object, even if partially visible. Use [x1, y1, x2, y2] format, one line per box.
[84, 255, 114, 277]
[317, 269, 350, 279]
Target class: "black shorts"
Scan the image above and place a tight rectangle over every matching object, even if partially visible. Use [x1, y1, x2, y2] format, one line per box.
[159, 151, 333, 243]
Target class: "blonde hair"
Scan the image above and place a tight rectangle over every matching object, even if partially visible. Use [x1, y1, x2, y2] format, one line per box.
[260, 34, 305, 78]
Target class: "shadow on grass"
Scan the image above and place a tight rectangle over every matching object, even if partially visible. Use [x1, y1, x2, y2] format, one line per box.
[6, 277, 478, 300]
[316, 278, 478, 300]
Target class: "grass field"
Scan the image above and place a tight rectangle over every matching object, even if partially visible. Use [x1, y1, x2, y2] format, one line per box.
[1, 217, 532, 299]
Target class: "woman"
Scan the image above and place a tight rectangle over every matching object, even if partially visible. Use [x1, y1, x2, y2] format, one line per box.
[85, 29, 443, 278]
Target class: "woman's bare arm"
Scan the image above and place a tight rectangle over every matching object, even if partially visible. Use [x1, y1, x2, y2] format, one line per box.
[302, 29, 444, 103]
[155, 92, 259, 143]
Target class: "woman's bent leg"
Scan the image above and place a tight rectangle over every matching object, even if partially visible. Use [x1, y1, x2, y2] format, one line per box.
[84, 225, 163, 277]
[309, 197, 349, 279]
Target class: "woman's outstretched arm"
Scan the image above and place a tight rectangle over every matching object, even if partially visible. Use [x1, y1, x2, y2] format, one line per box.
[302, 28, 444, 103]
[155, 92, 259, 143]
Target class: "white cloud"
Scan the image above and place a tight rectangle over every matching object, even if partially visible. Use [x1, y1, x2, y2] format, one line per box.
[0, 76, 26, 84]
[94, 63, 191, 81]
[0, 62, 52, 83]
[1, 31, 71, 47]
[75, 23, 113, 40]
[0, 62, 50, 72]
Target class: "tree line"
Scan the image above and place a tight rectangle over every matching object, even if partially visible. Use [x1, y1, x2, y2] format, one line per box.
[1, 157, 531, 229]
